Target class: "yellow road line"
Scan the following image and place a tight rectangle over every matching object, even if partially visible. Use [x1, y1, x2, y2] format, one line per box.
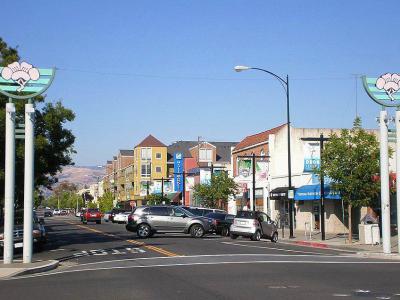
[66, 222, 179, 257]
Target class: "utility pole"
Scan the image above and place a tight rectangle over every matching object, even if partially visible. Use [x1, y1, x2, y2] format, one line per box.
[238, 154, 270, 212]
[300, 135, 330, 241]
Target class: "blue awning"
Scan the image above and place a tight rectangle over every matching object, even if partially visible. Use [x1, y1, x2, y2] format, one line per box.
[294, 184, 340, 201]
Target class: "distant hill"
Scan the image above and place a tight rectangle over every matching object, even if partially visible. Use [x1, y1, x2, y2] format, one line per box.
[55, 165, 106, 189]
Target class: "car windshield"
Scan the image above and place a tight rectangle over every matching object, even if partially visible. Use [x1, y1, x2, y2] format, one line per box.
[88, 209, 99, 213]
[236, 211, 256, 219]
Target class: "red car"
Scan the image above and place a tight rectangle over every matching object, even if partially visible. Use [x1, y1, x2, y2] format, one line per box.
[81, 208, 102, 224]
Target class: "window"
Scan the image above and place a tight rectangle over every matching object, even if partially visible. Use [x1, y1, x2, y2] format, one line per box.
[141, 148, 152, 160]
[149, 207, 169, 216]
[141, 163, 151, 177]
[199, 148, 212, 162]
[156, 152, 162, 159]
[172, 207, 185, 217]
[156, 166, 162, 173]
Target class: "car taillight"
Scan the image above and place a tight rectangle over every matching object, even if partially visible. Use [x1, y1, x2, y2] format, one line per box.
[253, 220, 259, 226]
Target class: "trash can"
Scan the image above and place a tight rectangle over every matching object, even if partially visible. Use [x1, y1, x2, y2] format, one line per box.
[359, 224, 380, 245]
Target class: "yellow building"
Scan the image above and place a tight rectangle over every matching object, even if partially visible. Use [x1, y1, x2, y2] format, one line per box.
[133, 135, 167, 204]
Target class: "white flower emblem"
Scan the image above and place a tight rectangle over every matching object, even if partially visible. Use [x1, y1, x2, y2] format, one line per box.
[376, 73, 400, 101]
[1, 62, 40, 92]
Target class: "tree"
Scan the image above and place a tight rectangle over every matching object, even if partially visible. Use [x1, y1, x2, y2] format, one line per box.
[316, 117, 380, 242]
[98, 192, 114, 213]
[193, 172, 238, 209]
[0, 37, 76, 208]
[146, 194, 170, 206]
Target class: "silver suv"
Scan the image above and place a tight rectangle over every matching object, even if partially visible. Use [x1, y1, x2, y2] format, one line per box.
[125, 206, 213, 238]
[230, 211, 278, 242]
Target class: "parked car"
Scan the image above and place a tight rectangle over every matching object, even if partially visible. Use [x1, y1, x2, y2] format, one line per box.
[181, 206, 226, 217]
[126, 206, 213, 238]
[53, 209, 61, 216]
[113, 211, 132, 224]
[205, 212, 235, 236]
[81, 208, 102, 224]
[75, 210, 82, 218]
[103, 211, 112, 222]
[109, 209, 129, 223]
[44, 210, 53, 217]
[230, 210, 278, 242]
[0, 210, 46, 253]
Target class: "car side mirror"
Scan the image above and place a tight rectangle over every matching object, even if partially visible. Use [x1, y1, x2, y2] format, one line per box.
[39, 218, 45, 225]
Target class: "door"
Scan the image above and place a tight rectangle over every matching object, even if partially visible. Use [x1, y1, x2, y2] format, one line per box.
[167, 207, 189, 232]
[259, 212, 274, 238]
[148, 207, 170, 231]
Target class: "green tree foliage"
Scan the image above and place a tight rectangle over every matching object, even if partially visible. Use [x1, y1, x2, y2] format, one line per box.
[98, 191, 114, 212]
[146, 194, 170, 206]
[193, 172, 238, 208]
[316, 117, 380, 240]
[0, 38, 76, 208]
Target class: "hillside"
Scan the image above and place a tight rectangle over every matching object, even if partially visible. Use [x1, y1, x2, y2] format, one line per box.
[55, 165, 106, 188]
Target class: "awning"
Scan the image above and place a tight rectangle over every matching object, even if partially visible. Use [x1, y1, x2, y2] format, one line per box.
[270, 187, 289, 200]
[294, 184, 340, 201]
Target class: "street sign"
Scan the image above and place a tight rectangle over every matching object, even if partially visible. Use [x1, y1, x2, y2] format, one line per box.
[362, 74, 400, 107]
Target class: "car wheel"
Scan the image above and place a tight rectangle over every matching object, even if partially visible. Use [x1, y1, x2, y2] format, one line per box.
[221, 227, 230, 237]
[137, 224, 151, 238]
[190, 224, 205, 238]
[251, 230, 261, 241]
[230, 233, 238, 239]
[271, 232, 278, 243]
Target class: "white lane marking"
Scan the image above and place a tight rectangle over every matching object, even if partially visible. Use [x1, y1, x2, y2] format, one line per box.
[332, 294, 351, 297]
[221, 241, 339, 256]
[376, 297, 391, 299]
[49, 249, 66, 252]
[8, 259, 400, 281]
[69, 253, 347, 268]
[355, 289, 370, 293]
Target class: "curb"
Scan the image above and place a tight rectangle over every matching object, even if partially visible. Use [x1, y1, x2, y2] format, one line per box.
[17, 260, 59, 277]
[0, 260, 59, 279]
[277, 239, 358, 254]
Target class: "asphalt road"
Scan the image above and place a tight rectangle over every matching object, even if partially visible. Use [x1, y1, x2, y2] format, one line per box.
[1, 215, 400, 300]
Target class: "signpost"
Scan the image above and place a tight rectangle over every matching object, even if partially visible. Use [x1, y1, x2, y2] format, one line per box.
[363, 74, 400, 254]
[0, 62, 56, 264]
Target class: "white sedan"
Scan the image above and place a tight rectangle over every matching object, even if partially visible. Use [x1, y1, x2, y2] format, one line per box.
[113, 212, 131, 224]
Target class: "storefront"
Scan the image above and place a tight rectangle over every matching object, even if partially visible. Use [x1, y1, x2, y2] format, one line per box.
[294, 184, 345, 233]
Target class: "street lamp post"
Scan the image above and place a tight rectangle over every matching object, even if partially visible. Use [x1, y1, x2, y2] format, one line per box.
[235, 65, 294, 238]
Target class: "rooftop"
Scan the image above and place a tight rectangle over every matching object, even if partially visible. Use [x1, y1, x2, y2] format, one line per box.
[136, 135, 166, 148]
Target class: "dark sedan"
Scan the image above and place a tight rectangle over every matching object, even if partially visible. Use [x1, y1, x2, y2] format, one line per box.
[205, 212, 235, 236]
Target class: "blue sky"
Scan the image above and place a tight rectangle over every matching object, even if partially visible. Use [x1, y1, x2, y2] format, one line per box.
[2, 1, 399, 166]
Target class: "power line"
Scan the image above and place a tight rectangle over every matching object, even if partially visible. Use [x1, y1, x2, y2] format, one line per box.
[56, 67, 355, 82]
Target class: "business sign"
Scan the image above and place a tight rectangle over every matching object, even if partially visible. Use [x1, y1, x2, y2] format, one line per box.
[238, 159, 251, 178]
[0, 62, 56, 100]
[303, 142, 320, 172]
[174, 152, 184, 192]
[362, 73, 400, 107]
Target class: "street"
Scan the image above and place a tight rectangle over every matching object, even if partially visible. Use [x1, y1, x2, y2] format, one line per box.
[1, 216, 399, 299]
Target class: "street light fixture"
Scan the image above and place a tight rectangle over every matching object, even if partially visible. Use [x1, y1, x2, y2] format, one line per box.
[234, 65, 295, 238]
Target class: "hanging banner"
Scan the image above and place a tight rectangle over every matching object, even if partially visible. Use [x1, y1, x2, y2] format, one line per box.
[200, 169, 211, 184]
[303, 142, 320, 172]
[238, 159, 252, 178]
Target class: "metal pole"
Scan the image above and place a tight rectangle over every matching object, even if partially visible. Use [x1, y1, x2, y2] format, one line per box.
[182, 171, 186, 205]
[3, 101, 16, 264]
[252, 153, 256, 211]
[380, 109, 391, 254]
[396, 109, 400, 253]
[23, 102, 35, 263]
[161, 177, 164, 197]
[320, 134, 325, 241]
[287, 75, 294, 238]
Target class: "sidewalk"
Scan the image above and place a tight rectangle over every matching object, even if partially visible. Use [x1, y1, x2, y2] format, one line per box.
[279, 228, 400, 259]
[0, 260, 59, 279]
